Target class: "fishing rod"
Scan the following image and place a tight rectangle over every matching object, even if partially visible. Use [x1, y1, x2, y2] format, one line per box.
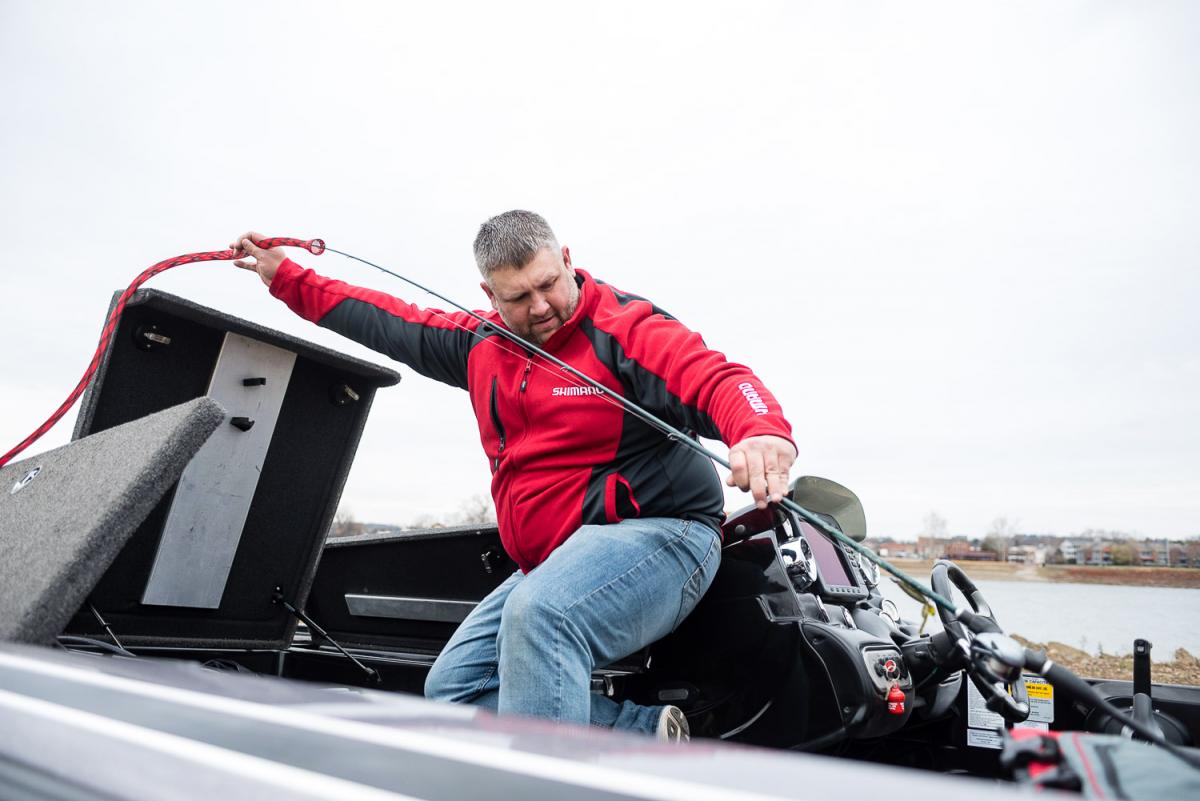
[316, 244, 969, 620]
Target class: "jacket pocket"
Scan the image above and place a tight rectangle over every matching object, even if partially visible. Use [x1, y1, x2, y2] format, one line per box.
[489, 377, 507, 473]
[603, 473, 641, 523]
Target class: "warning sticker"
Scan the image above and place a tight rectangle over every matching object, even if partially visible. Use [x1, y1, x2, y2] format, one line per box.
[965, 674, 1055, 747]
[965, 678, 1005, 750]
[1015, 721, 1050, 732]
[966, 728, 1004, 750]
[1021, 675, 1054, 725]
[966, 679, 1005, 731]
[1024, 678, 1053, 700]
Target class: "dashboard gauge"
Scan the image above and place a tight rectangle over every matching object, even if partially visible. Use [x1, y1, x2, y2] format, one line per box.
[860, 553, 880, 587]
[848, 549, 880, 588]
[780, 538, 817, 592]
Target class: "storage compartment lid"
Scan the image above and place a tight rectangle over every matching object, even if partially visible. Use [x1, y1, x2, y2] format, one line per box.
[64, 289, 400, 650]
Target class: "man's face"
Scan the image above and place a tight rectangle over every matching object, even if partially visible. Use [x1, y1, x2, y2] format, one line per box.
[481, 246, 579, 345]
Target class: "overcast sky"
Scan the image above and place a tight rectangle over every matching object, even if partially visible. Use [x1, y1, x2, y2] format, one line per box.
[2, 1, 1197, 540]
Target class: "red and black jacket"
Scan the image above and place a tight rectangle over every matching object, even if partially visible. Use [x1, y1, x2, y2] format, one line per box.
[271, 260, 794, 572]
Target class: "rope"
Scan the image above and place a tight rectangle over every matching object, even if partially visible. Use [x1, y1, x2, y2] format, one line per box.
[0, 238, 324, 469]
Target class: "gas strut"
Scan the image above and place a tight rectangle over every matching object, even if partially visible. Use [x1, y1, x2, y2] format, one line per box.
[273, 587, 380, 684]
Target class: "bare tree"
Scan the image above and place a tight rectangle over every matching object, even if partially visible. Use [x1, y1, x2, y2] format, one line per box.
[330, 506, 365, 539]
[982, 516, 1017, 561]
[922, 510, 947, 539]
[916, 511, 948, 558]
[988, 516, 1018, 538]
[454, 494, 497, 525]
[402, 514, 443, 531]
[401, 494, 496, 530]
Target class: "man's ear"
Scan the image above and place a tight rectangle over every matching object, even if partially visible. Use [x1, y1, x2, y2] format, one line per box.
[561, 245, 574, 274]
[480, 280, 498, 310]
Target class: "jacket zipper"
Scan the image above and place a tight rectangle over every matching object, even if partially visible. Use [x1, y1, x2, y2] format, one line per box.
[519, 358, 532, 393]
[517, 358, 533, 444]
[489, 377, 506, 471]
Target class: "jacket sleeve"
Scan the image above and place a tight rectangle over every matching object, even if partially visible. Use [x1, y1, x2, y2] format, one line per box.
[591, 290, 794, 448]
[269, 258, 477, 390]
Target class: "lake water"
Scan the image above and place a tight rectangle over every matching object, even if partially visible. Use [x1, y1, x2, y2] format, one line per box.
[878, 578, 1200, 657]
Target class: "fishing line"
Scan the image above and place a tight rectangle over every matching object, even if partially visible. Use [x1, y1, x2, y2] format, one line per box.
[1, 236, 957, 618]
[321, 245, 962, 616]
[323, 254, 961, 613]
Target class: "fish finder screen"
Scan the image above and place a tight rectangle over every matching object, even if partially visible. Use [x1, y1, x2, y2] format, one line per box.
[802, 522, 854, 587]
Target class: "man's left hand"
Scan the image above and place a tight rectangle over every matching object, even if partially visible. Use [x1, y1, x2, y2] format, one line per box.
[726, 435, 798, 510]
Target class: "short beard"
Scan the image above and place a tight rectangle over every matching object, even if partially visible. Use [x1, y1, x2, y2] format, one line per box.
[511, 278, 579, 345]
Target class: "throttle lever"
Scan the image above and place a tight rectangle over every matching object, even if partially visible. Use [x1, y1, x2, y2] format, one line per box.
[1133, 638, 1152, 698]
[1127, 639, 1164, 741]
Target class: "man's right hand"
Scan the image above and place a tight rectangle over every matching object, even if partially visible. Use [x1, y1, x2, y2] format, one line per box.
[726, 434, 797, 510]
[230, 231, 285, 287]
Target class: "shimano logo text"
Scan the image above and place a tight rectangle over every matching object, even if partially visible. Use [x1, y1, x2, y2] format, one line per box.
[552, 386, 604, 397]
[738, 382, 769, 415]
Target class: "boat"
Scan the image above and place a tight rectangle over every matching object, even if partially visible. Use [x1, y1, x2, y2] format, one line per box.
[2, 287, 1197, 799]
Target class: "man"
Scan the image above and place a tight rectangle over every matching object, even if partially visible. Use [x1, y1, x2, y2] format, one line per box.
[232, 211, 795, 740]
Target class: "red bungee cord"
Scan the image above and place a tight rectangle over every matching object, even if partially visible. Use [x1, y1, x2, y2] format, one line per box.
[0, 237, 325, 470]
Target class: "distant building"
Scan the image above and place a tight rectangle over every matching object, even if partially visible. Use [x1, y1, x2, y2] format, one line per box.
[871, 538, 914, 559]
[1006, 544, 1047, 565]
[915, 536, 950, 559]
[1077, 541, 1115, 565]
[1059, 539, 1080, 564]
[944, 538, 998, 561]
[868, 531, 1198, 568]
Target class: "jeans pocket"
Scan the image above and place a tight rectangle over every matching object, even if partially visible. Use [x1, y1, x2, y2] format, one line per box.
[671, 525, 722, 631]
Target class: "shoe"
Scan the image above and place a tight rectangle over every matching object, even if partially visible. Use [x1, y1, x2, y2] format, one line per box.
[656, 705, 689, 742]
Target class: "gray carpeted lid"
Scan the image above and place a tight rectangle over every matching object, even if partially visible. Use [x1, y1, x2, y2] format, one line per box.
[0, 397, 225, 644]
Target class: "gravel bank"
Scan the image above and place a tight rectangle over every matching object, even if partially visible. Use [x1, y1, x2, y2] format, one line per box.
[1014, 635, 1200, 686]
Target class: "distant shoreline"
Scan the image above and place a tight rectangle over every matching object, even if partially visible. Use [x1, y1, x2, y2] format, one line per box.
[885, 558, 1200, 589]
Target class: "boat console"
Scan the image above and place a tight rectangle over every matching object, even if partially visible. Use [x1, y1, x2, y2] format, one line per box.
[603, 483, 931, 749]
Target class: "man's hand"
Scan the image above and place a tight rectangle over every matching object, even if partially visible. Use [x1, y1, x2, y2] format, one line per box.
[230, 231, 285, 287]
[726, 435, 798, 510]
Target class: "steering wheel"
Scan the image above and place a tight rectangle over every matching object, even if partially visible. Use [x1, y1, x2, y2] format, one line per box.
[930, 559, 1030, 723]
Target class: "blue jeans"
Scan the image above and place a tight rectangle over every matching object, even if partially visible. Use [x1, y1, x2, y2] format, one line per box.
[424, 517, 722, 734]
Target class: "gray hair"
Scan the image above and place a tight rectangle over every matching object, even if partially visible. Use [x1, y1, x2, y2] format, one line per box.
[473, 210, 560, 278]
